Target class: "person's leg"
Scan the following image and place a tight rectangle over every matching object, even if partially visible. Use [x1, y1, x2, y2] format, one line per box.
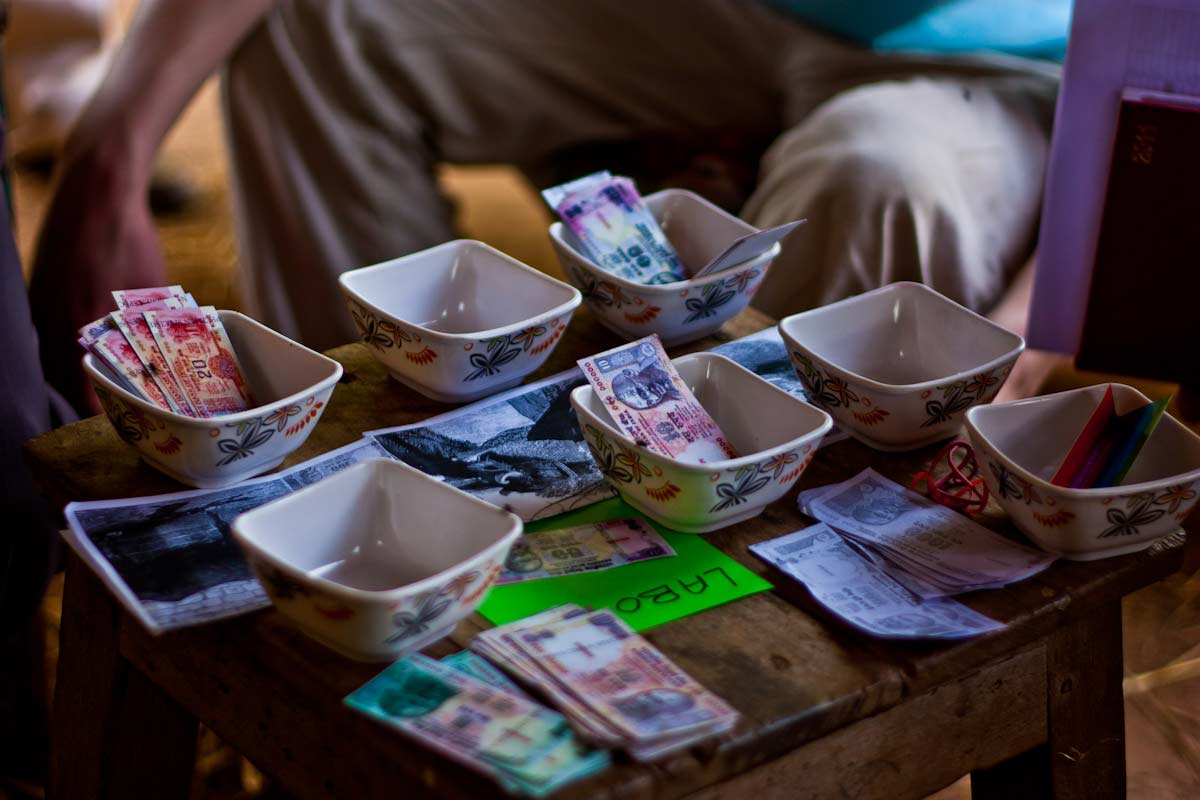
[744, 66, 1058, 318]
[0, 123, 73, 789]
[222, 0, 801, 350]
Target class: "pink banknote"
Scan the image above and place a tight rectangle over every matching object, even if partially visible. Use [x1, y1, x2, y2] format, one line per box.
[80, 316, 174, 410]
[110, 298, 197, 417]
[112, 285, 188, 309]
[143, 306, 255, 417]
[511, 609, 739, 743]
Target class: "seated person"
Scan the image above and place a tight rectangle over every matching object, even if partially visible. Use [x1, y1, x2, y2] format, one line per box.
[29, 0, 1069, 412]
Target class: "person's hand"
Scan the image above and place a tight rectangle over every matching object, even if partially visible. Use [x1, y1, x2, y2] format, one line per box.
[994, 348, 1069, 403]
[29, 144, 165, 415]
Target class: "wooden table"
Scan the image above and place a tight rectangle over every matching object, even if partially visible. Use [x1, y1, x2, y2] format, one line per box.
[27, 306, 1190, 800]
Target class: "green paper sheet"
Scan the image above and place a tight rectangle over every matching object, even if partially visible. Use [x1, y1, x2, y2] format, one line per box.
[479, 498, 772, 632]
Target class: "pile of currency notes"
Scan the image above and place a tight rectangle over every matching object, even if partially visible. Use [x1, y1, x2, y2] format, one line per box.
[578, 334, 737, 464]
[345, 651, 609, 797]
[471, 605, 740, 761]
[544, 171, 688, 284]
[497, 518, 675, 585]
[751, 469, 1058, 640]
[79, 285, 255, 417]
[798, 469, 1055, 598]
[544, 171, 804, 284]
[751, 525, 1004, 640]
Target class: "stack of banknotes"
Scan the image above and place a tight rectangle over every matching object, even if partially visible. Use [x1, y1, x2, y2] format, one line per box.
[544, 171, 687, 284]
[78, 285, 255, 417]
[472, 605, 740, 761]
[345, 651, 609, 797]
[544, 171, 803, 285]
[750, 468, 1057, 640]
[578, 334, 737, 464]
[497, 518, 675, 585]
[797, 469, 1055, 598]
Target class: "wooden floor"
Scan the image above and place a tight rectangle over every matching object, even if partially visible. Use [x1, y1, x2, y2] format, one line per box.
[11, 76, 1200, 799]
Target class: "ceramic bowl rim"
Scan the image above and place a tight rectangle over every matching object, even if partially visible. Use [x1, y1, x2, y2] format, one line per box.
[232, 458, 523, 603]
[571, 352, 833, 474]
[779, 281, 1025, 394]
[338, 238, 582, 342]
[548, 188, 782, 294]
[82, 310, 344, 429]
[965, 383, 1200, 500]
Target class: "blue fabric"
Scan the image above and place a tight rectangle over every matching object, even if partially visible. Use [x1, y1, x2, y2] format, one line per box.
[765, 0, 1072, 60]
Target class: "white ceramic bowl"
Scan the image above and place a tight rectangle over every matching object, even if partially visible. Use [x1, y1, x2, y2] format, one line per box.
[232, 458, 522, 661]
[85, 310, 343, 489]
[549, 189, 779, 346]
[339, 239, 582, 403]
[779, 282, 1023, 452]
[571, 353, 831, 533]
[966, 384, 1200, 560]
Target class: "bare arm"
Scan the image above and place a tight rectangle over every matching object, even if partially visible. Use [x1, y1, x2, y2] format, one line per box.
[989, 255, 1069, 402]
[62, 0, 279, 182]
[31, 0, 278, 413]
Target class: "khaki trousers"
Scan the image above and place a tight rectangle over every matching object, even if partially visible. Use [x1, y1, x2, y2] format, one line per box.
[223, 0, 1059, 350]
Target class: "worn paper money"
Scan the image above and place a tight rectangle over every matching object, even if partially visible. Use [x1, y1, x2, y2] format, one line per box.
[751, 524, 1004, 639]
[511, 609, 740, 744]
[80, 315, 175, 409]
[112, 285, 188, 309]
[804, 469, 1054, 592]
[345, 653, 609, 797]
[546, 171, 686, 284]
[578, 335, 736, 464]
[111, 297, 198, 416]
[144, 306, 255, 416]
[497, 518, 674, 585]
[473, 606, 625, 746]
[440, 650, 531, 700]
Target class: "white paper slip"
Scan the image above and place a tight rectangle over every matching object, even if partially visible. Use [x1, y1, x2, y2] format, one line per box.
[751, 525, 1004, 640]
[690, 220, 805, 278]
[807, 469, 1055, 588]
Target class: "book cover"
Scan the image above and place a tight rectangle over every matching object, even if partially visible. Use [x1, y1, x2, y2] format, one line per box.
[1077, 94, 1200, 384]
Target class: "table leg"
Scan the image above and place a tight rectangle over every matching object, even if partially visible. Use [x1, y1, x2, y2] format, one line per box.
[49, 553, 198, 800]
[972, 600, 1125, 800]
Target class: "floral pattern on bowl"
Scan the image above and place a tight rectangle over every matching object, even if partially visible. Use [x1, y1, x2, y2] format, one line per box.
[550, 189, 778, 347]
[571, 353, 831, 533]
[234, 458, 522, 662]
[780, 282, 1023, 452]
[966, 384, 1200, 560]
[84, 311, 342, 489]
[249, 554, 507, 657]
[340, 240, 581, 404]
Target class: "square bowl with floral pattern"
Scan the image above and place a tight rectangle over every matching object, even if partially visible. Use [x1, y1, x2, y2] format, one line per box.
[966, 384, 1200, 560]
[779, 282, 1023, 452]
[84, 310, 343, 489]
[232, 458, 522, 661]
[549, 189, 779, 347]
[571, 352, 831, 533]
[340, 239, 581, 404]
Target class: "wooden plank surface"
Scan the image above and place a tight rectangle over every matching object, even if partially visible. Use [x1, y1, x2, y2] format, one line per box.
[684, 646, 1048, 800]
[30, 305, 1191, 799]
